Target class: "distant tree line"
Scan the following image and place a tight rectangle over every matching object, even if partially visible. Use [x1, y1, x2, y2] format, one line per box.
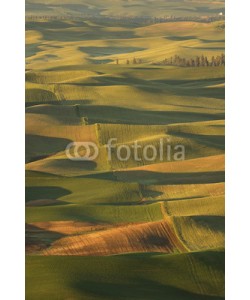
[116, 58, 144, 65]
[26, 14, 225, 25]
[156, 54, 225, 67]
[152, 15, 224, 24]
[88, 15, 225, 25]
[115, 54, 225, 67]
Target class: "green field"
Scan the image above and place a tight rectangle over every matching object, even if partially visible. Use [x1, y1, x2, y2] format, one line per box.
[26, 251, 224, 300]
[26, 1, 225, 299]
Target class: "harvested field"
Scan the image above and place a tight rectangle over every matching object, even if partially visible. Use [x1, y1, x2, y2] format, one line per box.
[29, 221, 115, 235]
[43, 219, 188, 256]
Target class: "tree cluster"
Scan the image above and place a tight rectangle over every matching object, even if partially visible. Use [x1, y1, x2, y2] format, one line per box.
[158, 54, 225, 67]
[116, 58, 144, 65]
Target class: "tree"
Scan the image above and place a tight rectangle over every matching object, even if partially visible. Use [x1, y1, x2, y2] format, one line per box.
[195, 56, 200, 67]
[221, 53, 225, 66]
[211, 56, 216, 66]
[204, 56, 209, 66]
[201, 55, 205, 67]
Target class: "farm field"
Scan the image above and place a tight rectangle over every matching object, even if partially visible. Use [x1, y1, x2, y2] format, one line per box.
[26, 1, 225, 299]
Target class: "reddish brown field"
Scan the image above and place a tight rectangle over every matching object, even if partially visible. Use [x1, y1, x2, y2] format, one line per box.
[42, 219, 188, 256]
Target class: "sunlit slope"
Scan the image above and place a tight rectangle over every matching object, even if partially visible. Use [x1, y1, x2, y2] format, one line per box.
[26, 20, 224, 69]
[42, 220, 187, 256]
[26, 19, 224, 129]
[173, 216, 224, 251]
[26, 152, 224, 250]
[26, 67, 224, 121]
[26, 120, 224, 174]
[25, 170, 164, 224]
[115, 154, 224, 184]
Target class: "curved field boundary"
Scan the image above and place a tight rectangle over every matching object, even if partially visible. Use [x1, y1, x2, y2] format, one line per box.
[160, 202, 190, 252]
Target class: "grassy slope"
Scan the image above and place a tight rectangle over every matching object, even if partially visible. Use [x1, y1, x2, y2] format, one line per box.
[26, 250, 224, 300]
[26, 171, 164, 223]
[26, 20, 224, 68]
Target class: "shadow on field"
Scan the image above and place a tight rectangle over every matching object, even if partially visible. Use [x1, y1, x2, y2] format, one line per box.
[25, 199, 69, 207]
[26, 43, 41, 58]
[170, 85, 225, 100]
[27, 24, 137, 42]
[141, 195, 206, 204]
[49, 159, 97, 170]
[69, 73, 224, 92]
[150, 77, 224, 87]
[26, 134, 72, 163]
[199, 39, 225, 43]
[26, 88, 58, 102]
[72, 277, 224, 300]
[166, 35, 197, 41]
[79, 73, 225, 100]
[25, 223, 64, 254]
[183, 46, 225, 51]
[193, 248, 225, 269]
[26, 186, 71, 202]
[26, 103, 91, 125]
[75, 105, 224, 125]
[26, 20, 93, 31]
[114, 170, 225, 185]
[190, 215, 225, 233]
[168, 132, 225, 150]
[25, 99, 91, 108]
[96, 201, 139, 206]
[79, 46, 146, 57]
[140, 188, 164, 198]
